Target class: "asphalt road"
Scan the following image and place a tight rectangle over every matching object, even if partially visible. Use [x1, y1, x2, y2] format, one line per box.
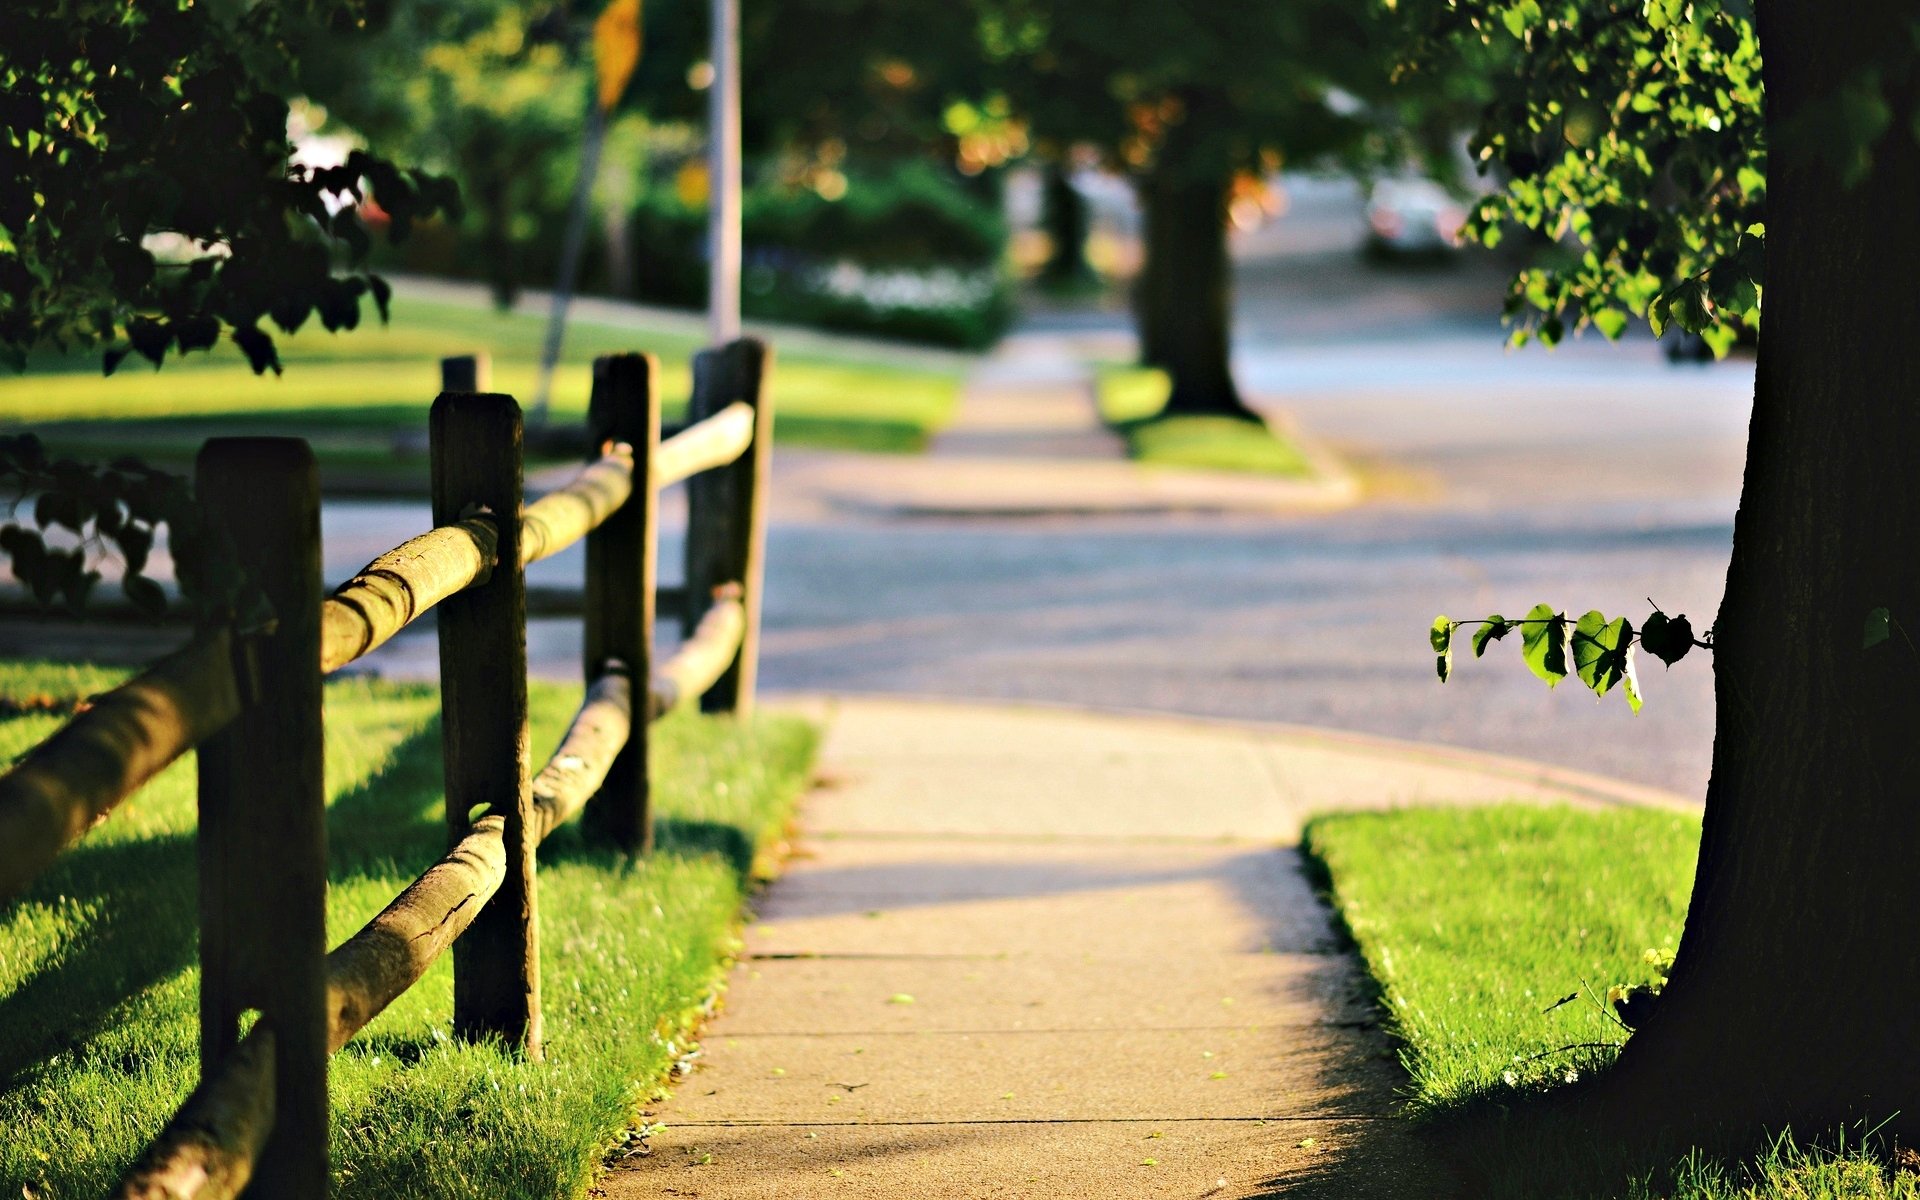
[752, 205, 1747, 798]
[292, 179, 1755, 800]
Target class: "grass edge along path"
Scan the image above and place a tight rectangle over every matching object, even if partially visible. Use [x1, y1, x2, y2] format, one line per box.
[1303, 805, 1920, 1199]
[1096, 365, 1314, 477]
[0, 661, 818, 1199]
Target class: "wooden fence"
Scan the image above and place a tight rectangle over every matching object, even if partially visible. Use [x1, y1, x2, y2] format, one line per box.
[0, 339, 773, 1199]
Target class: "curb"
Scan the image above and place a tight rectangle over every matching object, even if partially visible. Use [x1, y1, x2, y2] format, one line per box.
[766, 689, 1699, 814]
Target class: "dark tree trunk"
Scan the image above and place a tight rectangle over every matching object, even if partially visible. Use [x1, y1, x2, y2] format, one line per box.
[1039, 163, 1096, 289]
[1603, 0, 1920, 1141]
[1134, 162, 1256, 420]
[481, 177, 520, 312]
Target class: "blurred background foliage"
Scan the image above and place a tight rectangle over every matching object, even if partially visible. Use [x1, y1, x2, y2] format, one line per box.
[294, 0, 1015, 347]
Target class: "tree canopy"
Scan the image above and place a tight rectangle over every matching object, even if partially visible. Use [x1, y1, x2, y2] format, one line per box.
[1, 0, 458, 375]
[1397, 0, 1765, 354]
[297, 0, 595, 308]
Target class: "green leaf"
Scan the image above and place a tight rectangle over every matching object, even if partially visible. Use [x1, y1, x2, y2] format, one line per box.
[1430, 615, 1453, 653]
[1571, 611, 1633, 697]
[1640, 611, 1694, 666]
[1590, 308, 1628, 340]
[1436, 647, 1453, 683]
[1520, 604, 1569, 687]
[1865, 606, 1892, 649]
[1472, 615, 1511, 658]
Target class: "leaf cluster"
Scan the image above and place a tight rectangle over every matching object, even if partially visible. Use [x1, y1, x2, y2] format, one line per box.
[0, 435, 264, 627]
[1432, 603, 1705, 711]
[973, 0, 1392, 182]
[3, 0, 460, 374]
[1393, 0, 1765, 353]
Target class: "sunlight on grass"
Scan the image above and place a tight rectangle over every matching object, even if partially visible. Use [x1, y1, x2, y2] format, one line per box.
[1306, 806, 1920, 1199]
[0, 661, 817, 1199]
[1303, 805, 1697, 1112]
[0, 296, 964, 467]
[1095, 366, 1312, 477]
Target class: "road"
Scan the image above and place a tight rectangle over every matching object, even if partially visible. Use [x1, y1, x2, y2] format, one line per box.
[318, 179, 1750, 799]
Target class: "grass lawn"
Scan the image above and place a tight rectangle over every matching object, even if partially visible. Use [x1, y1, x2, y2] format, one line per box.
[1304, 805, 1919, 1199]
[0, 660, 818, 1199]
[1096, 365, 1313, 477]
[0, 294, 967, 490]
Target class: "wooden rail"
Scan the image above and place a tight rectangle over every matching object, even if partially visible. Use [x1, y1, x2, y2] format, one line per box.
[0, 631, 239, 903]
[116, 595, 749, 1200]
[0, 341, 773, 1198]
[655, 399, 754, 488]
[521, 444, 637, 567]
[320, 516, 497, 675]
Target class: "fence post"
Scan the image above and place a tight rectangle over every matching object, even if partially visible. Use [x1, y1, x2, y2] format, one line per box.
[682, 337, 772, 715]
[584, 353, 659, 854]
[430, 392, 541, 1059]
[195, 438, 329, 1200]
[441, 353, 491, 394]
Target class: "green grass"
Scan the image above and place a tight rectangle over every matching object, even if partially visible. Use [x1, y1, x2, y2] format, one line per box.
[1303, 805, 1698, 1113]
[1304, 805, 1919, 1198]
[1095, 366, 1313, 477]
[0, 659, 818, 1198]
[1, 296, 967, 488]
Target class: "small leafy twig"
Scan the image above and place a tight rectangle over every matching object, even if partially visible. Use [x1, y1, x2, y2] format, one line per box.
[1430, 601, 1711, 711]
[0, 435, 266, 627]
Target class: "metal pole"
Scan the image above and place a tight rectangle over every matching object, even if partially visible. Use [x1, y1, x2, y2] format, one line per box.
[708, 0, 741, 344]
[531, 96, 607, 424]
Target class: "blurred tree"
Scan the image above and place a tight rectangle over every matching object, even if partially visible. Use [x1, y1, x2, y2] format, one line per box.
[299, 0, 590, 309]
[1, 0, 457, 375]
[976, 0, 1391, 418]
[629, 0, 981, 163]
[1411, 0, 1920, 1151]
[1, 0, 458, 622]
[1037, 161, 1098, 293]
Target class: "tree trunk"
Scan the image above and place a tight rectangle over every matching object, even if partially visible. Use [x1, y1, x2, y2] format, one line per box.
[482, 177, 519, 312]
[1602, 0, 1920, 1142]
[1133, 163, 1255, 419]
[1039, 162, 1096, 289]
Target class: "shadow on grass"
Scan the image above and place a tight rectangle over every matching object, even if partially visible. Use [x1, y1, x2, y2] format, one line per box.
[327, 714, 452, 879]
[0, 831, 199, 1089]
[0, 717, 447, 1088]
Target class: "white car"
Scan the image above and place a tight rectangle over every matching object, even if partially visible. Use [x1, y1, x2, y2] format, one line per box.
[1364, 178, 1468, 256]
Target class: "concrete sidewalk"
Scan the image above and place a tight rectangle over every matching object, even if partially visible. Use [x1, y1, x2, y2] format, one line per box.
[605, 697, 1682, 1199]
[786, 334, 1360, 519]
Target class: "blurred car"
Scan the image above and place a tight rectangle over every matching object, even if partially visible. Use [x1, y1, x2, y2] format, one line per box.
[1363, 178, 1468, 258]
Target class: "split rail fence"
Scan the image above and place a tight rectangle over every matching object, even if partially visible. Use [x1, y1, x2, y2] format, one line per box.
[0, 339, 773, 1199]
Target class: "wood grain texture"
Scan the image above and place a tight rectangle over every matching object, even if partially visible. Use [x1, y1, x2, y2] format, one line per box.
[0, 631, 237, 903]
[532, 671, 633, 840]
[324, 815, 509, 1051]
[113, 1027, 276, 1200]
[319, 517, 497, 675]
[430, 393, 541, 1059]
[681, 339, 771, 714]
[194, 438, 329, 1200]
[520, 447, 635, 567]
[584, 353, 659, 854]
